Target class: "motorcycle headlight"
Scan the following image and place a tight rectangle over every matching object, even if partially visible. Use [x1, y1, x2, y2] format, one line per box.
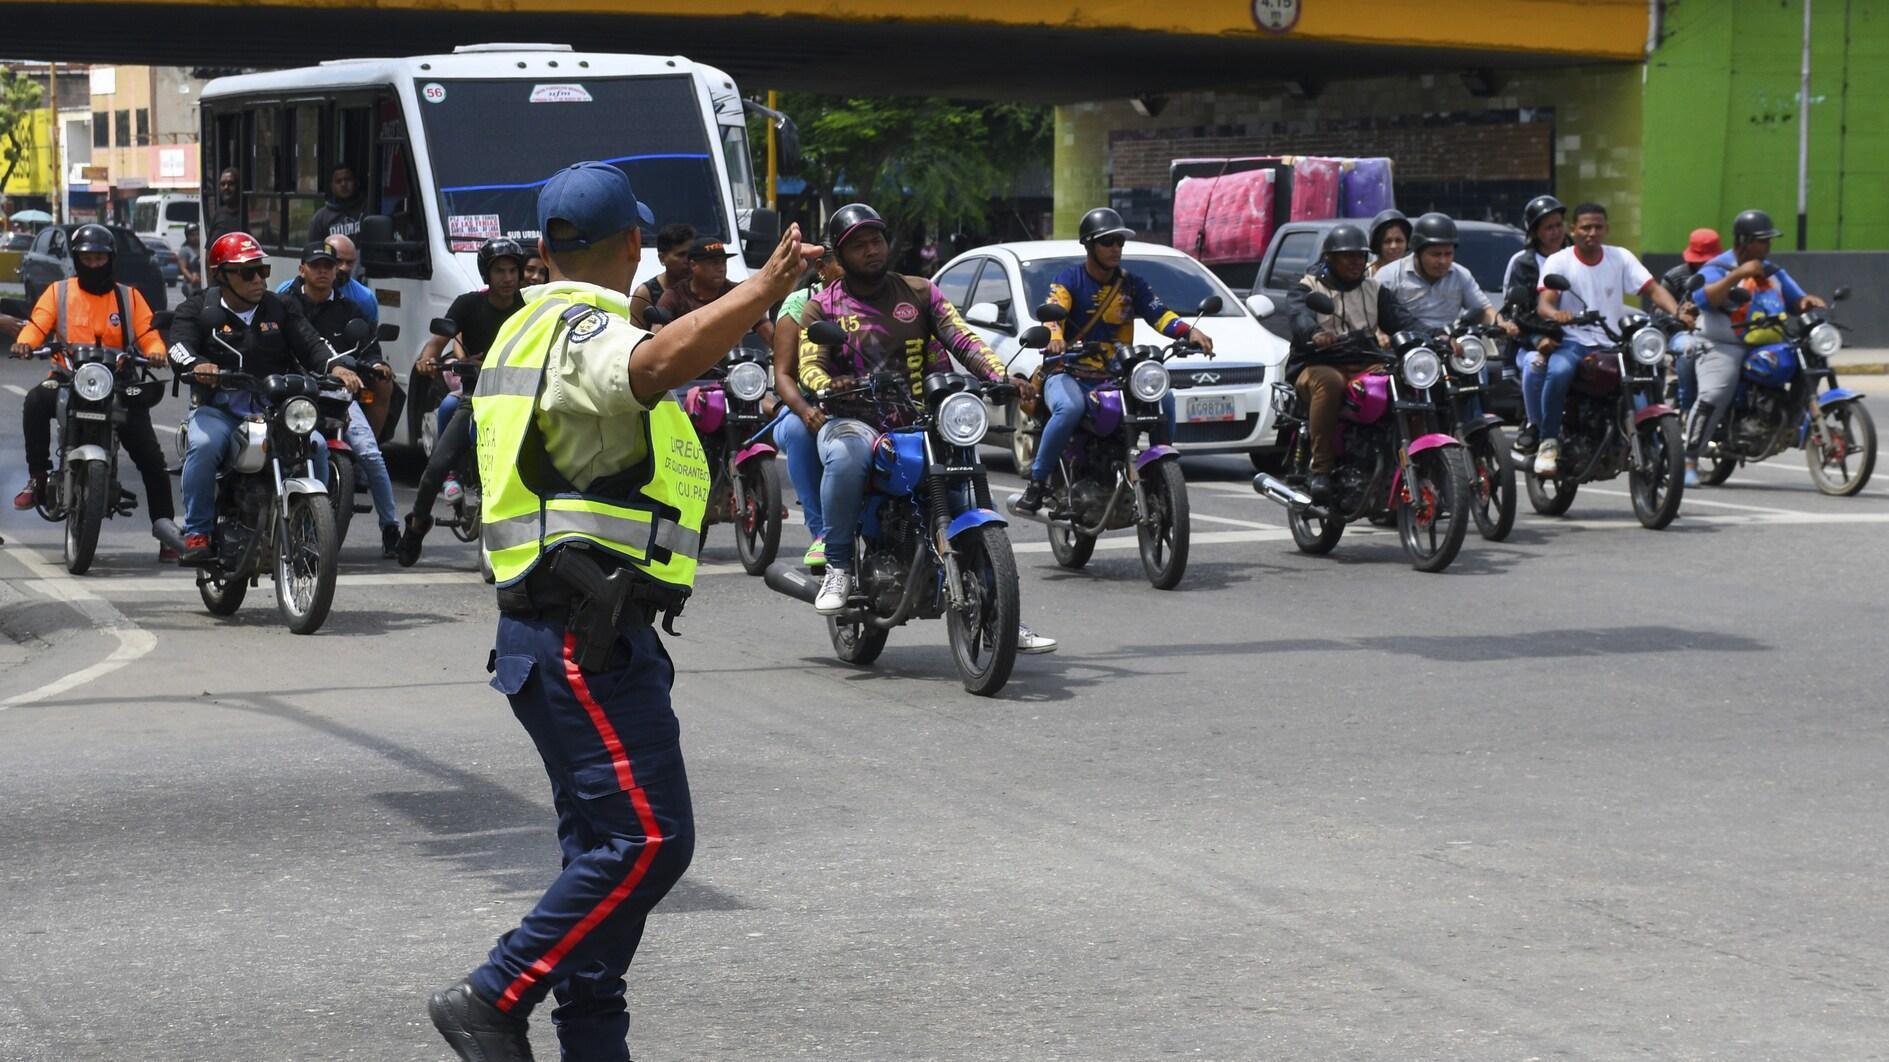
[73, 362, 115, 402]
[1129, 360, 1171, 403]
[282, 396, 319, 436]
[1400, 347, 1443, 390]
[1808, 321, 1842, 356]
[936, 391, 989, 447]
[1450, 335, 1488, 376]
[1630, 326, 1665, 365]
[726, 360, 769, 402]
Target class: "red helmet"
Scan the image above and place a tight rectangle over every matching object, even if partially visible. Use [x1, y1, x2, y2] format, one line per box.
[209, 231, 267, 270]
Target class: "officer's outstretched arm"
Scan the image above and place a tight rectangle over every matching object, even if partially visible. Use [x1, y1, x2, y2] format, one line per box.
[629, 225, 820, 403]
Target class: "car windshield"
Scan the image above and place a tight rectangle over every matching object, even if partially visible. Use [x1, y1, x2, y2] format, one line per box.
[416, 75, 727, 249]
[1018, 255, 1245, 318]
[1455, 228, 1525, 292]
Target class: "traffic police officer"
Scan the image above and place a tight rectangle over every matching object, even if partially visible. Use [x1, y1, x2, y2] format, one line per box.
[428, 162, 819, 1062]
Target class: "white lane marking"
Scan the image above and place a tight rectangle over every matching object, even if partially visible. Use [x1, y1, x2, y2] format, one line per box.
[1189, 511, 1280, 530]
[2, 384, 26, 397]
[1582, 487, 1806, 516]
[10, 560, 754, 594]
[0, 545, 158, 709]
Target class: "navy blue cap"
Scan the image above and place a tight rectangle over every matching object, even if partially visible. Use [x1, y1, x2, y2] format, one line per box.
[537, 161, 656, 252]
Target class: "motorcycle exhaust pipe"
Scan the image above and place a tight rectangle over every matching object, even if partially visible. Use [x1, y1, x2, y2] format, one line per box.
[1252, 472, 1314, 510]
[151, 518, 188, 554]
[763, 560, 821, 605]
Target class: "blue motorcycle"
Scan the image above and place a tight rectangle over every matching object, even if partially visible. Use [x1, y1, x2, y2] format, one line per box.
[1698, 286, 1874, 495]
[764, 321, 1042, 696]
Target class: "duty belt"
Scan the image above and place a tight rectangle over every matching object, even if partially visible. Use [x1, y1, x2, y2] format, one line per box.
[496, 545, 688, 666]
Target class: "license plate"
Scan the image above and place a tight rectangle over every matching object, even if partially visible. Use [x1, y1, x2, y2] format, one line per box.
[1185, 395, 1238, 423]
[72, 411, 108, 421]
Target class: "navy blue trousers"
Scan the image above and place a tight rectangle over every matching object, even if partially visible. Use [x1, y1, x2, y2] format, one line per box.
[471, 614, 695, 1062]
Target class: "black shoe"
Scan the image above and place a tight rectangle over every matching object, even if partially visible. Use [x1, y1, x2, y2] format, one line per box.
[1306, 473, 1333, 503]
[381, 524, 401, 560]
[1015, 480, 1049, 514]
[429, 979, 534, 1061]
[395, 512, 432, 568]
[1514, 426, 1538, 454]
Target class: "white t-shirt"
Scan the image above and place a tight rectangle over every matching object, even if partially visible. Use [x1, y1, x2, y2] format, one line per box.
[1538, 245, 1653, 347]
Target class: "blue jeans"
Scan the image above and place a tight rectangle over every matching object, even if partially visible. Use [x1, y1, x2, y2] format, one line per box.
[1522, 342, 1592, 443]
[773, 409, 826, 540]
[1670, 333, 1704, 413]
[182, 404, 328, 536]
[344, 401, 398, 529]
[816, 418, 877, 572]
[1031, 375, 1177, 482]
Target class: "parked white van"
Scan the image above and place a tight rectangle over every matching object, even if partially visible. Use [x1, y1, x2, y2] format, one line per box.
[131, 193, 201, 253]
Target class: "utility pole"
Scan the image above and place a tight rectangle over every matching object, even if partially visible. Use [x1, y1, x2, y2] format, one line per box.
[1796, 0, 1813, 251]
[48, 62, 62, 223]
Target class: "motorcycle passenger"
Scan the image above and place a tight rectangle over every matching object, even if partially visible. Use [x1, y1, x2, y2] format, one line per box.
[1659, 227, 1719, 419]
[1368, 209, 1411, 275]
[1017, 206, 1214, 514]
[1285, 223, 1422, 501]
[1531, 202, 1682, 477]
[772, 249, 846, 567]
[522, 251, 549, 287]
[168, 231, 354, 562]
[9, 223, 177, 560]
[1685, 208, 1827, 486]
[277, 232, 378, 324]
[282, 239, 401, 557]
[655, 236, 776, 346]
[1502, 195, 1571, 452]
[396, 236, 529, 566]
[628, 222, 694, 328]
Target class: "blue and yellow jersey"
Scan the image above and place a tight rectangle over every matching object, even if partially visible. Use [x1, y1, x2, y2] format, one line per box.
[1044, 264, 1190, 375]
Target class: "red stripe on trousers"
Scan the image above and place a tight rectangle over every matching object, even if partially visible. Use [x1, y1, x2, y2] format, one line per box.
[495, 632, 664, 1013]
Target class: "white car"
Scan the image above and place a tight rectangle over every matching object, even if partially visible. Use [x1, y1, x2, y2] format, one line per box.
[933, 240, 1290, 471]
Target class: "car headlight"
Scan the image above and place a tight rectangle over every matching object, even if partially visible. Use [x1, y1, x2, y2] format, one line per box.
[1400, 347, 1442, 390]
[1630, 325, 1665, 365]
[936, 391, 989, 447]
[1450, 335, 1488, 376]
[282, 396, 319, 435]
[73, 362, 115, 402]
[1129, 360, 1171, 403]
[1808, 321, 1842, 356]
[726, 360, 769, 402]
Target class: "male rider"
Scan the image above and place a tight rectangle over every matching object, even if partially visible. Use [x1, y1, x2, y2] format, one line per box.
[628, 222, 694, 328]
[1285, 223, 1422, 501]
[308, 162, 367, 241]
[1685, 209, 1826, 486]
[395, 236, 529, 565]
[167, 231, 356, 562]
[1531, 202, 1682, 478]
[655, 236, 775, 346]
[9, 223, 179, 561]
[282, 239, 401, 557]
[1501, 195, 1570, 452]
[1378, 212, 1510, 336]
[282, 232, 379, 325]
[1016, 206, 1214, 515]
[1658, 228, 1718, 420]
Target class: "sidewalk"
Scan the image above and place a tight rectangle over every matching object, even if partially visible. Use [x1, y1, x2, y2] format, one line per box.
[1831, 348, 1889, 374]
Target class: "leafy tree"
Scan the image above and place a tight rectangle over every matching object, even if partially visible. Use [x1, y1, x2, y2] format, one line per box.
[0, 71, 44, 192]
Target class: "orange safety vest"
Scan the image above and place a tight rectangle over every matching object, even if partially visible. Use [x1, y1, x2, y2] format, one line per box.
[19, 278, 164, 368]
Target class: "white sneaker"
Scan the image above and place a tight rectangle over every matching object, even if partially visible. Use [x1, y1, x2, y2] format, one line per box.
[1017, 624, 1058, 655]
[814, 567, 852, 614]
[1533, 439, 1560, 478]
[441, 474, 463, 504]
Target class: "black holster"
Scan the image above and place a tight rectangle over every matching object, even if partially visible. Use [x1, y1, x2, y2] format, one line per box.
[497, 546, 688, 669]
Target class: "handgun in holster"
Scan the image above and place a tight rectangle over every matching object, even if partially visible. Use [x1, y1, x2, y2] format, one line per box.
[547, 546, 686, 670]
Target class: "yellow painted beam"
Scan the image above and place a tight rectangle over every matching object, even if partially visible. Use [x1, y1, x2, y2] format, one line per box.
[30, 0, 1649, 61]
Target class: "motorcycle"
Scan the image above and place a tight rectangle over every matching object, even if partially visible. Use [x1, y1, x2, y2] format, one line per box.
[18, 340, 164, 574]
[1252, 292, 1473, 572]
[763, 320, 1030, 696]
[1692, 283, 1874, 495]
[422, 317, 492, 582]
[1003, 298, 1219, 590]
[1522, 274, 1687, 530]
[1434, 314, 1518, 541]
[647, 307, 784, 575]
[312, 317, 378, 548]
[153, 315, 343, 634]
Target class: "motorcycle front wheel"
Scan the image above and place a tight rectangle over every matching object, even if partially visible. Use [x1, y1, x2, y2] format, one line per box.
[1047, 468, 1096, 569]
[1287, 505, 1346, 554]
[946, 524, 1020, 696]
[275, 494, 339, 635]
[1630, 416, 1685, 529]
[64, 463, 109, 575]
[1136, 458, 1190, 590]
[327, 451, 357, 548]
[1806, 402, 1877, 496]
[734, 458, 783, 576]
[1467, 427, 1517, 542]
[828, 615, 889, 666]
[1524, 465, 1578, 515]
[1398, 447, 1471, 573]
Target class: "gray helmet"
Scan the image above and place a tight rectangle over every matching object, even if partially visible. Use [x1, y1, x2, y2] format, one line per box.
[1323, 223, 1370, 257]
[1732, 209, 1782, 245]
[1078, 207, 1135, 246]
[1367, 209, 1410, 255]
[1409, 212, 1459, 253]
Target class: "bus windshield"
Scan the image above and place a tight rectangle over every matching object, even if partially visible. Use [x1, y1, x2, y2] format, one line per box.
[415, 75, 727, 249]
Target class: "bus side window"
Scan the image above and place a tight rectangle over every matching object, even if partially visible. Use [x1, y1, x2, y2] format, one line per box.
[360, 94, 429, 279]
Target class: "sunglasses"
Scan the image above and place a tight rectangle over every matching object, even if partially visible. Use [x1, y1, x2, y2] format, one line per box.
[1093, 236, 1126, 248]
[225, 264, 271, 281]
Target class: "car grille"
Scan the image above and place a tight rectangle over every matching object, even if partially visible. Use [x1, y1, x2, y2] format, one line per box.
[1175, 414, 1260, 445]
[1168, 365, 1268, 389]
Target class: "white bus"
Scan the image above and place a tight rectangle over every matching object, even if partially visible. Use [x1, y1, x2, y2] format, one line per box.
[199, 44, 783, 447]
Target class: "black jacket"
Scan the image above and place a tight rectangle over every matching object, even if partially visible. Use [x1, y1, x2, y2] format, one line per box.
[1501, 247, 1563, 354]
[168, 288, 332, 381]
[280, 278, 378, 368]
[1285, 265, 1419, 375]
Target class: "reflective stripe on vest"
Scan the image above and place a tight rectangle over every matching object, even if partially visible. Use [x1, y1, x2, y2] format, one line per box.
[472, 289, 709, 592]
[52, 280, 136, 349]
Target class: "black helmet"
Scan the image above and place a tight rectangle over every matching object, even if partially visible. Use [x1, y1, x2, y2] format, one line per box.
[1522, 195, 1566, 236]
[477, 236, 527, 282]
[1732, 209, 1782, 245]
[71, 223, 115, 256]
[826, 203, 888, 250]
[1409, 212, 1459, 253]
[1078, 207, 1135, 246]
[1367, 209, 1410, 255]
[1323, 223, 1370, 257]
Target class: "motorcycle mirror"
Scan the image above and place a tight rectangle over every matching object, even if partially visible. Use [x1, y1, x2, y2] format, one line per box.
[429, 316, 460, 339]
[150, 310, 175, 331]
[1303, 291, 1337, 315]
[1726, 287, 1752, 307]
[342, 318, 372, 345]
[807, 321, 848, 348]
[1193, 295, 1223, 316]
[1542, 274, 1572, 292]
[377, 322, 401, 343]
[1019, 325, 1051, 350]
[1244, 293, 1276, 320]
[1686, 272, 1707, 292]
[1035, 303, 1069, 324]
[643, 306, 674, 326]
[1832, 286, 1851, 303]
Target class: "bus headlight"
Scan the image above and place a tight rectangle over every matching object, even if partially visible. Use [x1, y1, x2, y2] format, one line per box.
[1401, 347, 1442, 390]
[282, 397, 319, 436]
[1450, 335, 1488, 376]
[1130, 360, 1171, 403]
[936, 392, 989, 446]
[1808, 321, 1842, 356]
[1630, 326, 1666, 365]
[726, 361, 769, 402]
[73, 362, 115, 403]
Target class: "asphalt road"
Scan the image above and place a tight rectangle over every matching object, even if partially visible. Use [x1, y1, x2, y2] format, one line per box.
[2, 360, 1886, 1061]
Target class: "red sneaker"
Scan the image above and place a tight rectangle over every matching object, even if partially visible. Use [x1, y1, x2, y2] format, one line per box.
[157, 545, 180, 563]
[12, 479, 41, 511]
[179, 533, 213, 563]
